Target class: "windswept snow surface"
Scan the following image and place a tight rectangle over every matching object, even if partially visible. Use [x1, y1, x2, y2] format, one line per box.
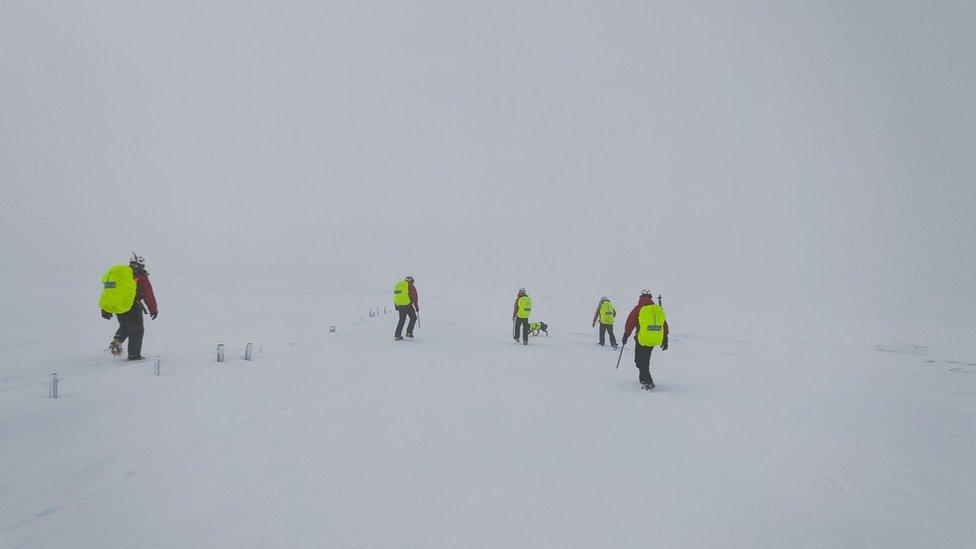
[1, 276, 974, 547]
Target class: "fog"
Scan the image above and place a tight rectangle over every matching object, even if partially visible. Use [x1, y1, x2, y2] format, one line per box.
[2, 1, 974, 300]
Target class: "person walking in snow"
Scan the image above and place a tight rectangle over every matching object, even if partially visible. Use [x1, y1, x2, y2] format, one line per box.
[621, 290, 668, 389]
[592, 296, 618, 349]
[393, 276, 419, 341]
[100, 253, 158, 361]
[512, 288, 532, 345]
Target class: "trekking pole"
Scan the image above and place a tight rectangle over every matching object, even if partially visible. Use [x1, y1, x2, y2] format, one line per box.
[615, 341, 627, 370]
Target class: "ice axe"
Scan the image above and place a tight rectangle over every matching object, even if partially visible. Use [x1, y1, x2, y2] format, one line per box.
[615, 340, 627, 370]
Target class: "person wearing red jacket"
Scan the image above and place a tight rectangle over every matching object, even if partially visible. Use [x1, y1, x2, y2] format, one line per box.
[103, 255, 158, 360]
[393, 276, 419, 340]
[592, 296, 618, 349]
[621, 290, 669, 389]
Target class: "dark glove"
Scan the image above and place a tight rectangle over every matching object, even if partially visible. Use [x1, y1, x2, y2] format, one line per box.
[101, 310, 112, 320]
[512, 316, 517, 322]
[150, 311, 158, 320]
[661, 336, 668, 350]
[622, 333, 630, 345]
[592, 321, 596, 328]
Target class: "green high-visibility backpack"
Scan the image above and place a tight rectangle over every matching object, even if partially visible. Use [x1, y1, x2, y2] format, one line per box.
[99, 265, 137, 314]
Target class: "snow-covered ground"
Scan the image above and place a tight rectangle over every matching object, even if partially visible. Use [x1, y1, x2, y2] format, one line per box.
[2, 275, 973, 547]
[3, 0, 975, 546]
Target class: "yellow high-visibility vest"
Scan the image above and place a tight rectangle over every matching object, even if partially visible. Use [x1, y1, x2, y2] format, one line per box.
[517, 296, 532, 319]
[600, 300, 616, 325]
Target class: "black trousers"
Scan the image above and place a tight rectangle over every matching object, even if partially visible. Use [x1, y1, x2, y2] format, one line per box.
[634, 342, 654, 385]
[395, 305, 417, 337]
[114, 305, 145, 358]
[599, 323, 617, 347]
[513, 317, 529, 343]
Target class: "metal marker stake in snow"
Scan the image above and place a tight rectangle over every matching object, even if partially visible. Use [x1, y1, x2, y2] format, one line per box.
[153, 356, 160, 376]
[329, 326, 336, 333]
[48, 373, 59, 399]
[244, 343, 253, 361]
[217, 344, 225, 363]
[615, 342, 627, 370]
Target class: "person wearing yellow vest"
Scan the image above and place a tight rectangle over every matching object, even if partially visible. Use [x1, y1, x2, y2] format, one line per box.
[621, 290, 669, 389]
[393, 276, 419, 341]
[100, 253, 158, 361]
[592, 296, 618, 349]
[512, 288, 532, 345]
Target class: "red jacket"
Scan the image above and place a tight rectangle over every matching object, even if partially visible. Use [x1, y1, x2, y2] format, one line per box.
[623, 295, 668, 339]
[136, 272, 158, 316]
[408, 283, 419, 311]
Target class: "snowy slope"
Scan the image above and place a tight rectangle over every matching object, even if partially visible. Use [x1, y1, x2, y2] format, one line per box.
[2, 276, 974, 547]
[3, 1, 975, 546]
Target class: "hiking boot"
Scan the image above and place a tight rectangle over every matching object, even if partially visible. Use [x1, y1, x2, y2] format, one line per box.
[394, 335, 404, 341]
[405, 333, 414, 339]
[110, 339, 123, 356]
[127, 355, 146, 361]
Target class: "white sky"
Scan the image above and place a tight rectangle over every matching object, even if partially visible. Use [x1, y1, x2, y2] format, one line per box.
[1, 1, 973, 298]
